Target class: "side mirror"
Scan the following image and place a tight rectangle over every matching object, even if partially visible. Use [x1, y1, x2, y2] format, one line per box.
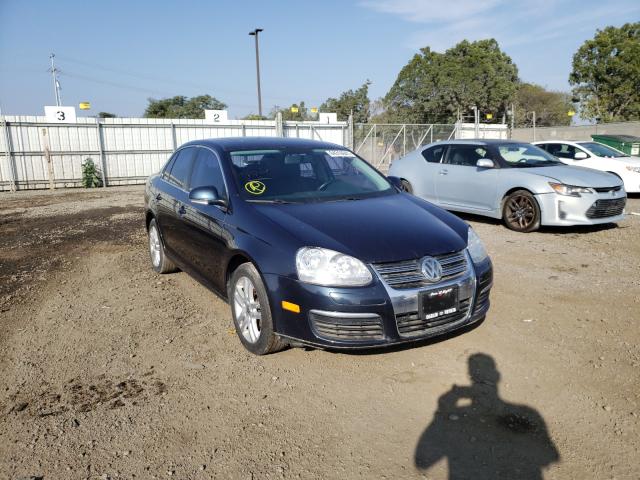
[574, 151, 588, 160]
[189, 186, 227, 209]
[476, 159, 495, 169]
[386, 176, 403, 190]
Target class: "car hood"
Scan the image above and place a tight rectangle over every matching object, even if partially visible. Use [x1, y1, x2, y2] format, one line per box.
[251, 194, 468, 263]
[521, 165, 622, 187]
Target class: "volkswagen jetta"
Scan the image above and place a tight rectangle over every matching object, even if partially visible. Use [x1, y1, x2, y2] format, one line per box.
[145, 138, 492, 354]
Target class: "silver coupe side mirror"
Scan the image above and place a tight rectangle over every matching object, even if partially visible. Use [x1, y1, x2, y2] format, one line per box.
[476, 159, 495, 169]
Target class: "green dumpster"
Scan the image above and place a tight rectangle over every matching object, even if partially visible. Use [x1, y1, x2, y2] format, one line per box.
[591, 134, 640, 156]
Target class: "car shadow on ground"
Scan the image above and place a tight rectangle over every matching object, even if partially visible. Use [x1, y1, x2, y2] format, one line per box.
[414, 353, 560, 479]
[451, 211, 620, 235]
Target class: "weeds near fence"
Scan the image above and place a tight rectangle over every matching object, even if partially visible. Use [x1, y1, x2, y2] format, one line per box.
[81, 158, 103, 188]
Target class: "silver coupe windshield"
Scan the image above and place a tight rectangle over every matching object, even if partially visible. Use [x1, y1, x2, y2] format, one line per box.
[229, 148, 394, 203]
[496, 143, 562, 168]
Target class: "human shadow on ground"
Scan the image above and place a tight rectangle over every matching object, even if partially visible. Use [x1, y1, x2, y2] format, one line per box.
[415, 353, 560, 480]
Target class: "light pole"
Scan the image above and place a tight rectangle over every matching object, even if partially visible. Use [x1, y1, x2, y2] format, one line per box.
[248, 28, 264, 117]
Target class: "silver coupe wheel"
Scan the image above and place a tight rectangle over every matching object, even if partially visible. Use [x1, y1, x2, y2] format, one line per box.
[233, 276, 262, 344]
[149, 225, 161, 268]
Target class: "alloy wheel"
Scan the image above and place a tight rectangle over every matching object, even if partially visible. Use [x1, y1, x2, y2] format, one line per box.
[505, 195, 536, 230]
[149, 225, 161, 267]
[233, 276, 262, 343]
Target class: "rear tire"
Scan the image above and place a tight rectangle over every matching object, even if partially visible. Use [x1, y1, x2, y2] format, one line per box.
[502, 190, 541, 233]
[148, 218, 178, 274]
[400, 179, 413, 194]
[228, 263, 287, 355]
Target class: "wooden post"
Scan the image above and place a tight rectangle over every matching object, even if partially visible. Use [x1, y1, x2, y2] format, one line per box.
[41, 128, 55, 190]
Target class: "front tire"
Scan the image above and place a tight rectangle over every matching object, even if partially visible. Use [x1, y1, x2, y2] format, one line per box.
[400, 179, 413, 194]
[228, 263, 286, 355]
[148, 218, 178, 274]
[502, 190, 541, 232]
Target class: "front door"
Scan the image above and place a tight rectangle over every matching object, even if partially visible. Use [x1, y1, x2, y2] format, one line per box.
[435, 144, 498, 211]
[181, 147, 231, 293]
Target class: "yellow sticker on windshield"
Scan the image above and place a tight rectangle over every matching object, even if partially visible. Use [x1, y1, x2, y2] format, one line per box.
[245, 180, 266, 195]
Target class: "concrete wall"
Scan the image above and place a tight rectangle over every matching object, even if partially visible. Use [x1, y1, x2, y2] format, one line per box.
[512, 121, 640, 142]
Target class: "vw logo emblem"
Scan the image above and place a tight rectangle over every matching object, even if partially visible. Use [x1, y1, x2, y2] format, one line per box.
[421, 257, 442, 283]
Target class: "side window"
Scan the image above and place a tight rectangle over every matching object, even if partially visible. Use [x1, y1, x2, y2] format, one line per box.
[167, 147, 196, 189]
[444, 145, 489, 166]
[162, 152, 178, 178]
[422, 146, 445, 163]
[550, 144, 577, 159]
[190, 148, 226, 198]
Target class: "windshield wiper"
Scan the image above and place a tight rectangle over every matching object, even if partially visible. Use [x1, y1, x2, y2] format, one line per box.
[246, 199, 297, 204]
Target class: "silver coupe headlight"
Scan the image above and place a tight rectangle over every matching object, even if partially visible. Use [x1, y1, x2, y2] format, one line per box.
[548, 182, 593, 197]
[296, 247, 372, 287]
[467, 228, 488, 264]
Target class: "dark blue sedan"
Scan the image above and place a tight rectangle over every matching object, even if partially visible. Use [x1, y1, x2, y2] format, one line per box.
[144, 137, 493, 354]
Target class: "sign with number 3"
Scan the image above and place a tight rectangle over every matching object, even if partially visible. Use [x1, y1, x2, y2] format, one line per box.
[44, 106, 77, 123]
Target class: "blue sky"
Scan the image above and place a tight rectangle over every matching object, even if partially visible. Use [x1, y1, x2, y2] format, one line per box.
[1, 0, 638, 118]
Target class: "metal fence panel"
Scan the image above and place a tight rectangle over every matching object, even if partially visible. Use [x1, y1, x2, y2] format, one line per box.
[2, 116, 514, 190]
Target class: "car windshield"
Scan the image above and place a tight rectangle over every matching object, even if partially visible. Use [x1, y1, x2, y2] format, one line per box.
[578, 142, 629, 158]
[496, 143, 562, 168]
[228, 147, 394, 203]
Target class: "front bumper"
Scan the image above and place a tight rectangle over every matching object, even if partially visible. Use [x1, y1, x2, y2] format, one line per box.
[536, 191, 627, 226]
[263, 256, 492, 349]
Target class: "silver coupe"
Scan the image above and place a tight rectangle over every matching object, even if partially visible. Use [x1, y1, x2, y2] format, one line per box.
[388, 140, 626, 232]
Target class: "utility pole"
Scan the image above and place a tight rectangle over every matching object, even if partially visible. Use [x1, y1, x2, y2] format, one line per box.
[248, 28, 264, 117]
[532, 111, 536, 142]
[49, 53, 62, 106]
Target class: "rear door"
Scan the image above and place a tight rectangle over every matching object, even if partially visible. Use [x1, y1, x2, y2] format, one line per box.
[434, 144, 498, 211]
[157, 146, 197, 263]
[181, 147, 231, 291]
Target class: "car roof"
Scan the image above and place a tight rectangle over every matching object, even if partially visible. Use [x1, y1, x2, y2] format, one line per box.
[425, 139, 525, 147]
[533, 140, 584, 144]
[181, 136, 344, 152]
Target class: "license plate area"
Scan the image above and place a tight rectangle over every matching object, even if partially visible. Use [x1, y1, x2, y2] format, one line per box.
[420, 286, 459, 320]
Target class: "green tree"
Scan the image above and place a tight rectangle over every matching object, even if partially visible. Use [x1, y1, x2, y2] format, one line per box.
[569, 22, 640, 122]
[143, 95, 227, 119]
[513, 83, 574, 127]
[320, 81, 371, 123]
[242, 114, 267, 120]
[272, 101, 312, 121]
[384, 39, 519, 123]
[98, 111, 116, 118]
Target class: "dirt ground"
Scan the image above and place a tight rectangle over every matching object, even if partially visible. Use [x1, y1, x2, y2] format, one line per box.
[0, 185, 639, 480]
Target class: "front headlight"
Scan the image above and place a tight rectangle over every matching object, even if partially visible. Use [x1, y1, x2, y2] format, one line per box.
[548, 182, 593, 197]
[625, 166, 640, 173]
[467, 227, 489, 263]
[467, 228, 488, 264]
[296, 247, 372, 287]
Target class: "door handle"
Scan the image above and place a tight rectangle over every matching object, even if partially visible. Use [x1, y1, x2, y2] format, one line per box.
[439, 169, 448, 175]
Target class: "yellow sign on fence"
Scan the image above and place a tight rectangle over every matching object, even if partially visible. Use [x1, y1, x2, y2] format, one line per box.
[79, 102, 91, 110]
[290, 106, 299, 113]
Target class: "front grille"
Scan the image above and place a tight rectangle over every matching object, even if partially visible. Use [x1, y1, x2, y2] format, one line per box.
[372, 251, 468, 289]
[396, 298, 471, 337]
[585, 198, 626, 219]
[309, 311, 384, 342]
[473, 269, 493, 315]
[593, 186, 622, 193]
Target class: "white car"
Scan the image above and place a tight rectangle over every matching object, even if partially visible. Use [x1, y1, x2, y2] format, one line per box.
[534, 140, 640, 193]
